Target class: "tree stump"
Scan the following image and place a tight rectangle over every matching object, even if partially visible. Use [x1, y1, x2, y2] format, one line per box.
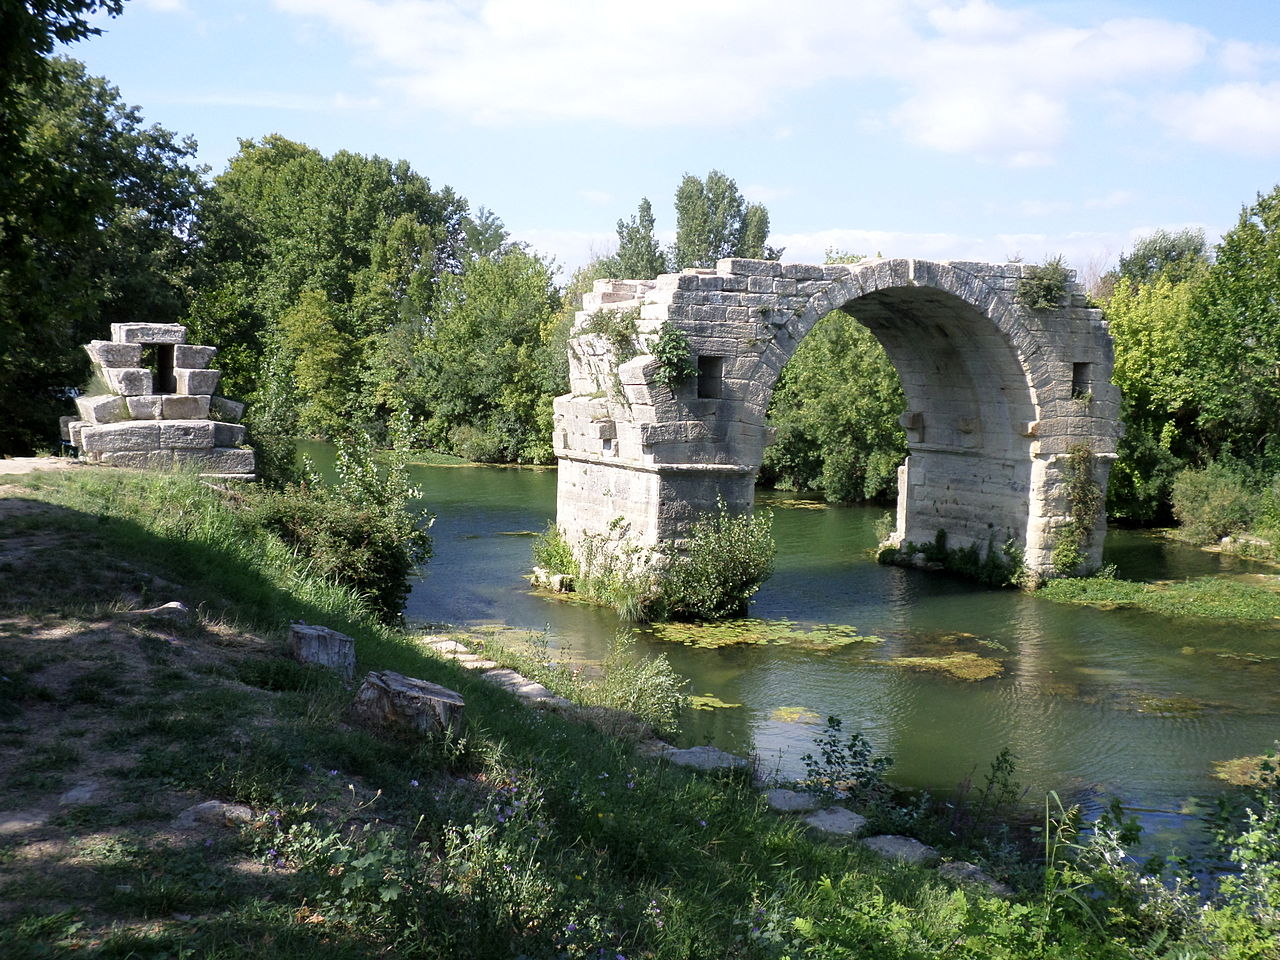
[289, 622, 356, 681]
[348, 670, 465, 738]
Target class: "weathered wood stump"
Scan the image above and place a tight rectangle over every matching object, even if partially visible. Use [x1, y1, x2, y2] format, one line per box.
[289, 622, 356, 681]
[348, 670, 465, 738]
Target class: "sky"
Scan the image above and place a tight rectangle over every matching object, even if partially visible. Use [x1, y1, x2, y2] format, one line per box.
[73, 0, 1280, 283]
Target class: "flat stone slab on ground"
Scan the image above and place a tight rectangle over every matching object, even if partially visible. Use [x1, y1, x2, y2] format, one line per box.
[59, 781, 101, 805]
[424, 638, 471, 654]
[861, 834, 940, 865]
[938, 860, 1013, 896]
[0, 812, 49, 835]
[481, 667, 555, 701]
[804, 806, 868, 836]
[174, 800, 254, 829]
[765, 788, 824, 813]
[662, 745, 749, 772]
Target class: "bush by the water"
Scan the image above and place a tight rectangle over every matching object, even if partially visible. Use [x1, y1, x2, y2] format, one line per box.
[1172, 462, 1259, 544]
[531, 501, 776, 622]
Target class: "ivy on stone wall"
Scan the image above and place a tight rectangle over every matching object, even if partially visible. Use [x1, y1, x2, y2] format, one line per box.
[1051, 444, 1103, 576]
[650, 322, 696, 392]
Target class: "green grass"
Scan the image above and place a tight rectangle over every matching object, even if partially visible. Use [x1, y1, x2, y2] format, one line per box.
[1040, 573, 1280, 621]
[1, 470, 1277, 958]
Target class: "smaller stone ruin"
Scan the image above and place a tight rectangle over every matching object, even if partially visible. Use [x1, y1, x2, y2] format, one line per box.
[61, 322, 256, 479]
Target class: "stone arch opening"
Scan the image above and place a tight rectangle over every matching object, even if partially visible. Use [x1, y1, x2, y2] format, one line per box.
[553, 258, 1121, 580]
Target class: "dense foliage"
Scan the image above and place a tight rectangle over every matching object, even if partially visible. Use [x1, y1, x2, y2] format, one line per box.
[0, 56, 203, 453]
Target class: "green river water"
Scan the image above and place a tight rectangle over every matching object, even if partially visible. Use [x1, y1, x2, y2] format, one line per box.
[325, 451, 1279, 842]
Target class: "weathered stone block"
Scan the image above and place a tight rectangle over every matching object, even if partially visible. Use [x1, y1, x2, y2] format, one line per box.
[126, 395, 165, 419]
[159, 420, 217, 449]
[349, 670, 464, 738]
[173, 344, 216, 369]
[174, 368, 221, 396]
[105, 367, 153, 396]
[76, 394, 129, 425]
[79, 421, 162, 452]
[162, 394, 211, 419]
[289, 622, 356, 681]
[86, 340, 143, 368]
[99, 449, 174, 469]
[170, 446, 256, 475]
[209, 396, 244, 422]
[213, 422, 247, 447]
[110, 322, 186, 344]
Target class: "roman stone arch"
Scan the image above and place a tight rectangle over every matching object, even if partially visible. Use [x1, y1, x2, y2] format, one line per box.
[552, 257, 1122, 580]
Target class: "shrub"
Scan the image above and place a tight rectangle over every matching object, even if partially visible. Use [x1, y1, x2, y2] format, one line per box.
[1171, 462, 1257, 543]
[649, 321, 696, 392]
[253, 414, 433, 622]
[659, 499, 776, 620]
[1015, 255, 1071, 311]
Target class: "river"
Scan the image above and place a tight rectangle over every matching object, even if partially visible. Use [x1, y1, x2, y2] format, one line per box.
[316, 449, 1280, 843]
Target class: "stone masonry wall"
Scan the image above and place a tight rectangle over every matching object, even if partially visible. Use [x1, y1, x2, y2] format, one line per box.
[553, 257, 1122, 580]
[62, 323, 256, 479]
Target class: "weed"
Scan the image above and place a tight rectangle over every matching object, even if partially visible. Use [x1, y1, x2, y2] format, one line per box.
[797, 715, 892, 804]
[1015, 255, 1072, 310]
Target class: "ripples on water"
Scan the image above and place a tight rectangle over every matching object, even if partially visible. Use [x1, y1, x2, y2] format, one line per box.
[378, 457, 1278, 845]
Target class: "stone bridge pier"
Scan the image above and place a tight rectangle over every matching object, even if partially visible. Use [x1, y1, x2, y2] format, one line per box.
[552, 257, 1122, 581]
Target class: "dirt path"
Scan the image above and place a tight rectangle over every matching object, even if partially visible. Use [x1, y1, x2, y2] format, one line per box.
[0, 456, 83, 476]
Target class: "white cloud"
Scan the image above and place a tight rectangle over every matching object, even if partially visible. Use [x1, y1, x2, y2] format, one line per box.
[1161, 82, 1280, 155]
[269, 0, 1241, 164]
[136, 0, 188, 11]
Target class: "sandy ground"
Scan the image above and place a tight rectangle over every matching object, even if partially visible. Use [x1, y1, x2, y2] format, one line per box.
[0, 456, 83, 476]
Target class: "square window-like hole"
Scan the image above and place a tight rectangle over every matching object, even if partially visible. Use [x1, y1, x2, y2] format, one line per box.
[1071, 362, 1092, 400]
[697, 355, 724, 399]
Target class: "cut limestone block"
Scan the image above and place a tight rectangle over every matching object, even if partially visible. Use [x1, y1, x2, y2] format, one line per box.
[348, 670, 464, 738]
[765, 788, 823, 813]
[804, 807, 868, 837]
[174, 344, 216, 369]
[75, 394, 130, 425]
[79, 421, 162, 453]
[175, 368, 221, 396]
[162, 394, 211, 419]
[210, 396, 245, 423]
[59, 416, 75, 441]
[159, 420, 217, 449]
[97, 449, 174, 468]
[126, 395, 165, 419]
[86, 340, 143, 367]
[104, 367, 153, 396]
[170, 447, 255, 474]
[289, 622, 356, 681]
[662, 745, 749, 772]
[67, 421, 88, 447]
[860, 835, 940, 866]
[213, 422, 246, 447]
[111, 322, 186, 344]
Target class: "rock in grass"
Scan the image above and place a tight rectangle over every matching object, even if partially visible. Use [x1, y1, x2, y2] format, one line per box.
[174, 800, 254, 828]
[662, 745, 749, 772]
[348, 670, 464, 738]
[938, 860, 1013, 897]
[289, 622, 356, 681]
[804, 806, 868, 836]
[765, 788, 823, 813]
[861, 834, 940, 865]
[129, 601, 190, 622]
[480, 667, 556, 701]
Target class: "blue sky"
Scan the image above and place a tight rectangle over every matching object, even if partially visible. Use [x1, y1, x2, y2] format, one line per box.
[75, 0, 1280, 283]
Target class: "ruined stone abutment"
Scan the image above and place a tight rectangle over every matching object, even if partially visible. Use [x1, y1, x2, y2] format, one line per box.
[552, 257, 1122, 580]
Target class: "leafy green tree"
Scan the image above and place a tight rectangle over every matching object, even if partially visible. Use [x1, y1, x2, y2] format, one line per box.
[1103, 275, 1200, 522]
[670, 170, 778, 269]
[1118, 228, 1209, 286]
[462, 206, 509, 259]
[0, 56, 202, 453]
[613, 197, 667, 279]
[277, 290, 354, 437]
[1188, 188, 1280, 472]
[405, 246, 562, 462]
[186, 136, 468, 430]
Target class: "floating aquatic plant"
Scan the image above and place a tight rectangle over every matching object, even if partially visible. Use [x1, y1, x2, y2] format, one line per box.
[886, 652, 1004, 682]
[648, 618, 885, 650]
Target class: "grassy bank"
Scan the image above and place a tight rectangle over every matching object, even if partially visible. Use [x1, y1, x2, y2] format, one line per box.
[1, 469, 1277, 959]
[1040, 572, 1280, 622]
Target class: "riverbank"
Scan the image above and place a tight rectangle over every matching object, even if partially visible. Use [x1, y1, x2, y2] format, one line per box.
[1, 469, 1277, 958]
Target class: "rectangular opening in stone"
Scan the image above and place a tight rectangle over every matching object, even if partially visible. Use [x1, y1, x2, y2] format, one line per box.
[145, 344, 178, 394]
[697, 355, 724, 399]
[1071, 361, 1092, 400]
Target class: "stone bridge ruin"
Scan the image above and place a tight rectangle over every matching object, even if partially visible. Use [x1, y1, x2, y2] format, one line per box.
[552, 257, 1122, 582]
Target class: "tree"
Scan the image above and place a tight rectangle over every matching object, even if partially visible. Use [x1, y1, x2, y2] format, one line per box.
[670, 170, 778, 269]
[405, 246, 562, 463]
[1118, 228, 1209, 286]
[1187, 188, 1280, 471]
[613, 197, 667, 279]
[0, 57, 202, 453]
[186, 136, 469, 429]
